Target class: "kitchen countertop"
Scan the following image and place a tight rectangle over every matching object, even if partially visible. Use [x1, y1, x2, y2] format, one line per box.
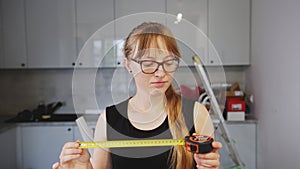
[226, 119, 257, 124]
[0, 114, 100, 132]
[0, 116, 17, 133]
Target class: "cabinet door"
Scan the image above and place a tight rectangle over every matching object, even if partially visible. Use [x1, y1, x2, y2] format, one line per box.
[216, 123, 256, 169]
[115, 0, 166, 17]
[25, 0, 77, 68]
[76, 0, 114, 67]
[115, 0, 166, 66]
[0, 127, 17, 169]
[1, 0, 27, 68]
[73, 124, 95, 141]
[166, 0, 208, 66]
[208, 0, 250, 65]
[21, 126, 74, 169]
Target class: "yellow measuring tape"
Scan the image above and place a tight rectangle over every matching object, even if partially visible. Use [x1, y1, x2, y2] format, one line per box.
[79, 139, 185, 149]
[79, 135, 214, 154]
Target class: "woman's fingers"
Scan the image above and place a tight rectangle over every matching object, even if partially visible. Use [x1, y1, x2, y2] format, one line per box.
[212, 141, 222, 152]
[55, 140, 91, 168]
[52, 162, 60, 169]
[62, 142, 80, 150]
[194, 153, 220, 165]
[61, 148, 82, 156]
[194, 141, 222, 168]
[59, 142, 82, 165]
[194, 152, 220, 160]
[60, 142, 80, 156]
[196, 164, 218, 169]
[60, 154, 81, 164]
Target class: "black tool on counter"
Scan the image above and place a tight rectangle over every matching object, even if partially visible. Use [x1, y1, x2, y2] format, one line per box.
[5, 101, 65, 122]
[40, 102, 64, 120]
[5, 109, 34, 122]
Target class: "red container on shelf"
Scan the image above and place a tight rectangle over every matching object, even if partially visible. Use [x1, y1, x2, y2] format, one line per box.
[227, 100, 246, 112]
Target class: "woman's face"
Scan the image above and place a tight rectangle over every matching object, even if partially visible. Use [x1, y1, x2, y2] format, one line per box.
[126, 38, 178, 97]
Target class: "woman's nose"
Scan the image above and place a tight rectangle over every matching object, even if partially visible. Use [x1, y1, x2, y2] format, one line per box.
[154, 65, 165, 77]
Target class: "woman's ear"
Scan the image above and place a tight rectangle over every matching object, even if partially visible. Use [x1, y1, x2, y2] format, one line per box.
[124, 57, 132, 73]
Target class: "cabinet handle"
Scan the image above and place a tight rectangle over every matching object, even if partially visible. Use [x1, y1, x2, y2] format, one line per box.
[21, 63, 26, 67]
[67, 128, 72, 131]
[72, 62, 75, 66]
[92, 128, 95, 136]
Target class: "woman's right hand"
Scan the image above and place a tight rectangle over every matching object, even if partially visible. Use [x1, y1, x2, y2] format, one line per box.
[52, 141, 91, 169]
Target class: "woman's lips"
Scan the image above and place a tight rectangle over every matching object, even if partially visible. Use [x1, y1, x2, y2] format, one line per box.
[151, 81, 167, 87]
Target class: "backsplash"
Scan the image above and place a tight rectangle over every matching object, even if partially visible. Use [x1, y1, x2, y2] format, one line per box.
[0, 66, 246, 116]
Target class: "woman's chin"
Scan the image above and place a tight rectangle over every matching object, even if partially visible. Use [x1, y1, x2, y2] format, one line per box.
[149, 89, 165, 97]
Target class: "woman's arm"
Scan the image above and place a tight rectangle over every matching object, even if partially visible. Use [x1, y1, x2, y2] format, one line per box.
[91, 110, 112, 169]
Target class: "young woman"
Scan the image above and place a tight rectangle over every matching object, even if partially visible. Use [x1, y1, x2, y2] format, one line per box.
[53, 22, 222, 169]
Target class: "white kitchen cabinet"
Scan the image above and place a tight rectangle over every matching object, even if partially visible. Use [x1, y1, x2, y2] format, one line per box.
[20, 125, 74, 169]
[25, 0, 77, 68]
[73, 124, 96, 141]
[1, 0, 27, 68]
[208, 0, 250, 65]
[18, 123, 96, 169]
[0, 0, 250, 68]
[0, 127, 17, 169]
[76, 0, 115, 67]
[114, 0, 166, 66]
[216, 122, 256, 169]
[16, 121, 256, 168]
[115, 0, 166, 20]
[166, 0, 208, 66]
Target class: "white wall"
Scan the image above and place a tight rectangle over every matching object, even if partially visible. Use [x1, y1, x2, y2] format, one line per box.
[247, 0, 300, 168]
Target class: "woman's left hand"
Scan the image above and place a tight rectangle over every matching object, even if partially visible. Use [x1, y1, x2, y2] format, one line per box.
[194, 141, 222, 169]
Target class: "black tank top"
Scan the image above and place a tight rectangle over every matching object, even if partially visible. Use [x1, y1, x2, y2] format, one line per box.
[106, 97, 196, 169]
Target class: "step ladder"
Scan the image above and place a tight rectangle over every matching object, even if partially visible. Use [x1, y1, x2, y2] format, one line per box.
[193, 55, 246, 169]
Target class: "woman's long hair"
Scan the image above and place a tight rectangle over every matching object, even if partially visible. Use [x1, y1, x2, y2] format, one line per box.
[124, 22, 194, 169]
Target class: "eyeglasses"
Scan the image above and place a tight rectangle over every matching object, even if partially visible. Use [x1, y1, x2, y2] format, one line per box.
[130, 57, 180, 74]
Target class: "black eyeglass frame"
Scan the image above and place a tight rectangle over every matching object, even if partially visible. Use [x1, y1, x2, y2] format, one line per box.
[130, 57, 180, 74]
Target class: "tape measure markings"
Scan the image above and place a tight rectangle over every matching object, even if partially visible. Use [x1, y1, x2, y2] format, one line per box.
[79, 139, 185, 149]
[79, 135, 214, 154]
[78, 135, 214, 154]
